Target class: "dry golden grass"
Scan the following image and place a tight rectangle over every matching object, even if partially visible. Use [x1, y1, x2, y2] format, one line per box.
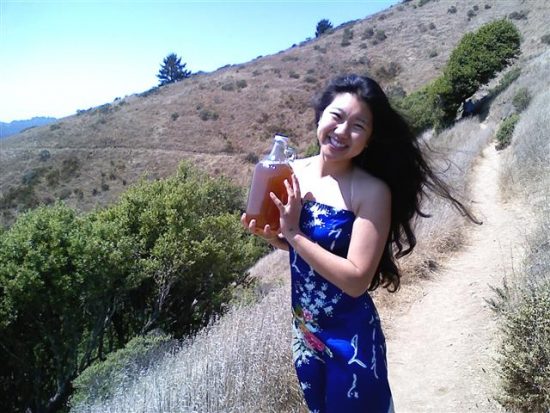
[493, 50, 550, 411]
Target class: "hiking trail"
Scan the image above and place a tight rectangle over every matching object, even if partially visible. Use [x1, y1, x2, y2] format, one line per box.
[386, 141, 532, 412]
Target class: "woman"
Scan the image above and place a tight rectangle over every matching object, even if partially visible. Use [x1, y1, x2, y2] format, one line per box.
[241, 74, 476, 413]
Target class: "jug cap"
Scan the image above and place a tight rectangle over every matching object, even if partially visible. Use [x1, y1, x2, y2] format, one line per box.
[274, 134, 288, 144]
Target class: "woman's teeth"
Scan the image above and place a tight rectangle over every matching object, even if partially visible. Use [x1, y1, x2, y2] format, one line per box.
[329, 135, 346, 148]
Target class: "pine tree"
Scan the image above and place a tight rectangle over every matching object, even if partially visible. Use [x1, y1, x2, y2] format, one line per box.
[157, 53, 191, 86]
[315, 19, 333, 37]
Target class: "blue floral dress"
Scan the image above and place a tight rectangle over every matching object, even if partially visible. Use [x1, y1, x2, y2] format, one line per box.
[289, 200, 394, 413]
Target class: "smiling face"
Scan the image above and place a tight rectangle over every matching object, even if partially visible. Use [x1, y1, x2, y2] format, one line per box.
[316, 92, 373, 167]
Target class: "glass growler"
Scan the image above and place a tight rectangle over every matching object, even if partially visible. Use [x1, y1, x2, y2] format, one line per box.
[246, 135, 294, 232]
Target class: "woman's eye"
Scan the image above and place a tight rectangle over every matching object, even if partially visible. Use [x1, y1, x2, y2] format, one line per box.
[330, 112, 341, 119]
[354, 124, 366, 131]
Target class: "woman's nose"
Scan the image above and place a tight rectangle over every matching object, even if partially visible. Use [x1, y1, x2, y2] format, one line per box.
[334, 121, 349, 137]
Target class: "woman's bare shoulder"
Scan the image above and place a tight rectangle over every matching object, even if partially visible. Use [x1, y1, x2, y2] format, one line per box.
[292, 156, 317, 176]
[352, 167, 391, 213]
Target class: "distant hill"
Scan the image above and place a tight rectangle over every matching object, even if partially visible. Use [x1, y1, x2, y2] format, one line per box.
[0, 117, 57, 139]
[0, 0, 548, 228]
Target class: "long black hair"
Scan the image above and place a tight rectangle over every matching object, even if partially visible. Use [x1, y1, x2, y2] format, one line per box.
[313, 74, 479, 292]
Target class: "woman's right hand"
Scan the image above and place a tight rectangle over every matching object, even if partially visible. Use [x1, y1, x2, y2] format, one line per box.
[241, 213, 289, 250]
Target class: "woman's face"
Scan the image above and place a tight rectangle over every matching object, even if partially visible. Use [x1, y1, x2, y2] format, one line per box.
[316, 92, 373, 164]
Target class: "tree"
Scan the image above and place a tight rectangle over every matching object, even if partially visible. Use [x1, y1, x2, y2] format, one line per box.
[438, 19, 521, 123]
[157, 53, 191, 86]
[396, 19, 520, 132]
[315, 19, 333, 37]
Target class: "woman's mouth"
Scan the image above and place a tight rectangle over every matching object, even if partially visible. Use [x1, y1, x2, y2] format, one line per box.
[328, 134, 347, 149]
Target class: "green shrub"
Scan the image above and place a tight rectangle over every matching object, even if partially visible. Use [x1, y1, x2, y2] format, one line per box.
[541, 34, 550, 45]
[0, 203, 136, 412]
[46, 169, 60, 187]
[508, 10, 529, 20]
[71, 332, 176, 406]
[244, 152, 259, 163]
[199, 109, 219, 121]
[375, 29, 387, 42]
[236, 79, 248, 89]
[496, 283, 550, 411]
[440, 19, 521, 124]
[341, 28, 353, 47]
[361, 27, 374, 40]
[38, 149, 51, 161]
[495, 114, 520, 150]
[171, 112, 179, 121]
[221, 82, 235, 91]
[375, 61, 401, 81]
[490, 67, 521, 96]
[448, 5, 457, 14]
[394, 80, 447, 133]
[0, 162, 267, 411]
[512, 87, 532, 113]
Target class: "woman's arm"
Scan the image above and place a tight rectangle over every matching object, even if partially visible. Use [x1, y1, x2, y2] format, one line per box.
[273, 174, 391, 297]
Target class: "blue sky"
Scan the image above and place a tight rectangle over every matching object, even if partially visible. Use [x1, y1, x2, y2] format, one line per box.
[0, 0, 398, 122]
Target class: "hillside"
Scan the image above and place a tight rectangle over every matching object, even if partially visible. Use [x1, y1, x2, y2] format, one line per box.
[0, 117, 57, 139]
[1, 0, 548, 227]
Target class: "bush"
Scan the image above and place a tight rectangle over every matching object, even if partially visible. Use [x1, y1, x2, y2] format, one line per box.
[508, 10, 529, 20]
[71, 332, 176, 406]
[0, 204, 136, 412]
[199, 109, 219, 121]
[439, 19, 521, 124]
[221, 82, 235, 91]
[341, 28, 353, 47]
[448, 5, 457, 14]
[361, 27, 374, 40]
[489, 66, 521, 96]
[0, 163, 267, 411]
[394, 83, 441, 134]
[38, 149, 51, 161]
[496, 284, 550, 411]
[541, 34, 550, 45]
[244, 152, 259, 163]
[375, 29, 387, 42]
[495, 114, 520, 150]
[512, 87, 532, 112]
[375, 61, 401, 80]
[236, 79, 248, 89]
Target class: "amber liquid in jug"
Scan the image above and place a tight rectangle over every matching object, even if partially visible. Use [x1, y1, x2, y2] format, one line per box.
[246, 135, 293, 232]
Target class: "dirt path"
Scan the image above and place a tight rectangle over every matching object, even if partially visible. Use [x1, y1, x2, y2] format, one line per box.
[386, 142, 532, 412]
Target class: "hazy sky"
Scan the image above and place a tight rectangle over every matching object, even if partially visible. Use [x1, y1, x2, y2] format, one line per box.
[0, 0, 398, 122]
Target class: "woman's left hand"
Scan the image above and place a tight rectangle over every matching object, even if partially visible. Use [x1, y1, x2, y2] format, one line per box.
[270, 174, 303, 240]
